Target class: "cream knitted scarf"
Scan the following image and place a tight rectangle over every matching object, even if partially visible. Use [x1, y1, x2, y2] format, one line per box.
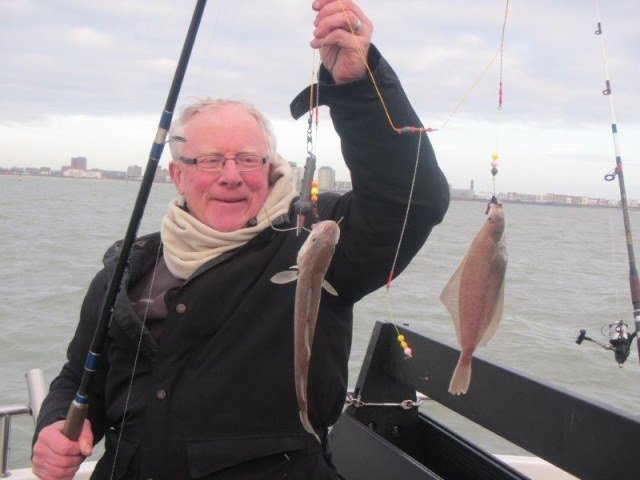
[161, 154, 296, 279]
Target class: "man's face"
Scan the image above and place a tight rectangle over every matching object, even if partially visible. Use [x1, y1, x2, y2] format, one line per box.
[170, 105, 271, 232]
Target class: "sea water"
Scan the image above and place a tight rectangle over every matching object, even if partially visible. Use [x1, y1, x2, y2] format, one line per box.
[2, 174, 639, 468]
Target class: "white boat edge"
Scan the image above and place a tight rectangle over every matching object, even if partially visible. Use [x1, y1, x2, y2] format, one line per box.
[495, 454, 578, 479]
[7, 455, 578, 480]
[7, 461, 94, 480]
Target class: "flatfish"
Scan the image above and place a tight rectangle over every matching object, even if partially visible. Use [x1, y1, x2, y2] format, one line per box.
[440, 202, 507, 394]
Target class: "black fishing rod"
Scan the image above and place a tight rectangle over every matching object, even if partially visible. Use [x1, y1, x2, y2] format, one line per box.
[576, 1, 639, 366]
[62, 0, 207, 440]
[595, 1, 640, 366]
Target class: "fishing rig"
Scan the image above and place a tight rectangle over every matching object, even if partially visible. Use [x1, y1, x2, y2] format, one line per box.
[339, 0, 513, 360]
[574, 0, 640, 367]
[294, 71, 320, 234]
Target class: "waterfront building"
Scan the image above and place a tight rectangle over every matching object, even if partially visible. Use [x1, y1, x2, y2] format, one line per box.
[70, 156, 87, 170]
[334, 180, 352, 194]
[154, 166, 171, 183]
[505, 192, 537, 203]
[290, 163, 304, 192]
[318, 166, 335, 192]
[63, 168, 102, 179]
[544, 193, 581, 205]
[127, 165, 142, 180]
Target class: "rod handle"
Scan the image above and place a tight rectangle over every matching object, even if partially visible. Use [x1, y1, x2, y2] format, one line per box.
[62, 400, 88, 441]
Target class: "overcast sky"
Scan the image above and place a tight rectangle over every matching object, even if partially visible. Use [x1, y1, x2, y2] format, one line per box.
[1, 0, 639, 199]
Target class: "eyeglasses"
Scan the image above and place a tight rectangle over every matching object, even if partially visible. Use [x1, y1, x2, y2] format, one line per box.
[179, 153, 267, 173]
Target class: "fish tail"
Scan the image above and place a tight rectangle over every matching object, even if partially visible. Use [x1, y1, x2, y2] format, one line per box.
[448, 358, 472, 395]
[299, 410, 320, 443]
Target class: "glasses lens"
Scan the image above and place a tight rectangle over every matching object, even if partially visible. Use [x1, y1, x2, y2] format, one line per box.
[236, 154, 264, 171]
[197, 155, 225, 171]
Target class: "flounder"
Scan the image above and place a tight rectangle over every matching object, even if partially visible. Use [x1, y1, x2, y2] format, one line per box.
[440, 202, 507, 395]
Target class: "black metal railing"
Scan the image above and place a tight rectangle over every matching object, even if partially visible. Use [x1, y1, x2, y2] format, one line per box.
[329, 322, 640, 480]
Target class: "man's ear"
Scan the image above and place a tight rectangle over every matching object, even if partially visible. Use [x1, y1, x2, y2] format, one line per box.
[268, 161, 274, 184]
[168, 161, 185, 195]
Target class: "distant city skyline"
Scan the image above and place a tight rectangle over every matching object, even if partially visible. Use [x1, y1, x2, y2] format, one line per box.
[3, 158, 637, 206]
[2, 2, 639, 202]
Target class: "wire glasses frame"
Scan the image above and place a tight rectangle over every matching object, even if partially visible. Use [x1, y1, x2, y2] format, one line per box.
[178, 154, 267, 173]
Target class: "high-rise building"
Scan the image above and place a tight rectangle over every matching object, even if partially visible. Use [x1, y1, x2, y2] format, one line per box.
[289, 162, 304, 192]
[154, 165, 171, 183]
[70, 156, 87, 170]
[317, 166, 335, 192]
[127, 165, 142, 179]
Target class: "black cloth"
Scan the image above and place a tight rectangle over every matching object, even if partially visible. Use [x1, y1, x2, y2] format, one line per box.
[34, 45, 449, 480]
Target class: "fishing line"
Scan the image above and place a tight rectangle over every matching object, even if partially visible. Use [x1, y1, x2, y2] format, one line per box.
[335, 0, 511, 135]
[267, 47, 321, 236]
[383, 289, 413, 357]
[335, 0, 430, 134]
[330, 1, 425, 292]
[309, 46, 322, 130]
[380, 133, 422, 367]
[333, 0, 511, 359]
[110, 244, 163, 480]
[490, 0, 510, 197]
[262, 203, 308, 233]
[497, 0, 509, 110]
[186, 0, 225, 102]
[439, 45, 501, 132]
[607, 205, 623, 323]
[446, 0, 509, 137]
[306, 46, 322, 172]
[295, 45, 325, 233]
[386, 132, 423, 289]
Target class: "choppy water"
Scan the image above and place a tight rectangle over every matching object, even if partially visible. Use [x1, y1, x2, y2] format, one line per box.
[2, 174, 639, 469]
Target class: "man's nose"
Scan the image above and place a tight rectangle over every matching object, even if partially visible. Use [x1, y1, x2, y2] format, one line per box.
[217, 158, 243, 184]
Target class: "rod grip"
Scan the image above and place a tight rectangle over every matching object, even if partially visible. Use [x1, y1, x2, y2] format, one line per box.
[62, 400, 88, 441]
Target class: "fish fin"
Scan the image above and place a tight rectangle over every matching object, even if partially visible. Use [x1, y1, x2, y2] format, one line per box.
[448, 357, 472, 395]
[296, 369, 320, 443]
[270, 270, 299, 284]
[440, 258, 466, 343]
[478, 274, 506, 347]
[299, 411, 321, 443]
[322, 280, 338, 296]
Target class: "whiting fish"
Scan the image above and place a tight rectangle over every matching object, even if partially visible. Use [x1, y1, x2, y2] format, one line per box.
[271, 220, 340, 439]
[440, 202, 507, 395]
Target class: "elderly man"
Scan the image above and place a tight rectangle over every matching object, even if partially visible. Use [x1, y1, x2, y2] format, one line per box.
[32, 0, 449, 478]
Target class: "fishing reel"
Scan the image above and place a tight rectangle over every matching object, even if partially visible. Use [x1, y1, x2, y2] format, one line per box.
[575, 320, 637, 366]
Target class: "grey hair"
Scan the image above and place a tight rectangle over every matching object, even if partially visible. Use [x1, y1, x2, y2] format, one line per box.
[168, 98, 277, 161]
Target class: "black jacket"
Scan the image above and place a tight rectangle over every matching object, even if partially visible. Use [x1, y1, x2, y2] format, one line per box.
[35, 46, 449, 479]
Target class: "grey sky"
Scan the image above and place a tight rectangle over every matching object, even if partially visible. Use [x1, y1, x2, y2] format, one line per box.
[1, 0, 639, 199]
